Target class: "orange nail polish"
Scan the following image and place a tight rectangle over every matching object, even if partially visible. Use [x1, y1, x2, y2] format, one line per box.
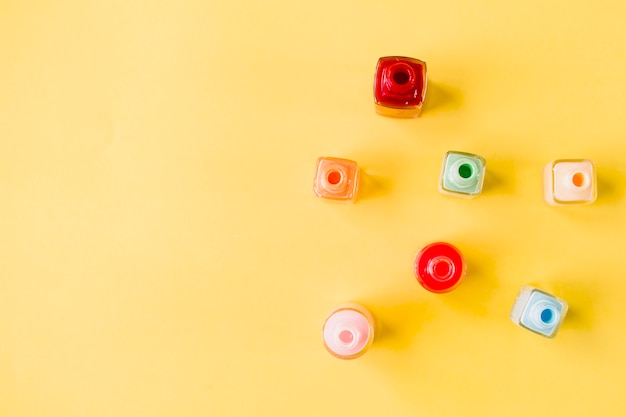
[543, 159, 597, 205]
[313, 157, 360, 202]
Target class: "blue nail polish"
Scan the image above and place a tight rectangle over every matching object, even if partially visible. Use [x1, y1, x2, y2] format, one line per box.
[510, 286, 568, 338]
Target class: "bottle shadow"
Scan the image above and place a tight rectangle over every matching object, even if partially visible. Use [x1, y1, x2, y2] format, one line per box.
[439, 241, 499, 317]
[357, 168, 393, 201]
[552, 280, 597, 333]
[367, 294, 435, 352]
[421, 81, 464, 115]
[595, 166, 626, 205]
[482, 158, 518, 196]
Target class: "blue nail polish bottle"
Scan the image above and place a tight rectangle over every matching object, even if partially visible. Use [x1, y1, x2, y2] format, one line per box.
[510, 286, 568, 338]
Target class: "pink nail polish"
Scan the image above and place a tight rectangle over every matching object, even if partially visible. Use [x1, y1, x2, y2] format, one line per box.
[313, 157, 360, 202]
[374, 56, 427, 118]
[414, 242, 466, 293]
[543, 159, 597, 205]
[322, 304, 375, 359]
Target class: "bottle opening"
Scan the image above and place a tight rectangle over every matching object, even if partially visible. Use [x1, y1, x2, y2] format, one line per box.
[447, 157, 480, 189]
[458, 163, 473, 179]
[392, 70, 410, 85]
[338, 329, 354, 344]
[327, 169, 342, 185]
[530, 301, 560, 329]
[385, 63, 416, 94]
[571, 171, 586, 188]
[541, 308, 555, 324]
[428, 256, 455, 281]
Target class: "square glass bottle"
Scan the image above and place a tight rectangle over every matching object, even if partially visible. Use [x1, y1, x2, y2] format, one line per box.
[543, 159, 597, 205]
[510, 286, 568, 338]
[313, 157, 360, 202]
[373, 56, 427, 118]
[439, 151, 486, 198]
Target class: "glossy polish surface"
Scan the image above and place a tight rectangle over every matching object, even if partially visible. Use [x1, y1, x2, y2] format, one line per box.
[414, 242, 466, 293]
[313, 157, 360, 202]
[322, 304, 375, 359]
[374, 56, 427, 118]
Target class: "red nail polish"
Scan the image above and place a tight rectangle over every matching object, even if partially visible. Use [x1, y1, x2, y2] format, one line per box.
[374, 56, 427, 118]
[414, 242, 466, 293]
[313, 157, 360, 202]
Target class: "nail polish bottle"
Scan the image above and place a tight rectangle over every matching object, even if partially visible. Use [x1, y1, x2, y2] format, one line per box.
[510, 286, 568, 338]
[543, 159, 597, 205]
[313, 157, 360, 202]
[414, 242, 466, 293]
[439, 151, 486, 198]
[322, 303, 375, 359]
[374, 56, 427, 118]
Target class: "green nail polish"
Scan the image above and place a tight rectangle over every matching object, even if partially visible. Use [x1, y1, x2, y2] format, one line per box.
[439, 151, 486, 198]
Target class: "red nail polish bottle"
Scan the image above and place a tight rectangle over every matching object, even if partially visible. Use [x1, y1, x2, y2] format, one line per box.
[414, 242, 466, 293]
[374, 56, 427, 118]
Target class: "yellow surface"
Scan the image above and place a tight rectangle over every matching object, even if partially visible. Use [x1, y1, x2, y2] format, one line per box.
[1, 1, 625, 416]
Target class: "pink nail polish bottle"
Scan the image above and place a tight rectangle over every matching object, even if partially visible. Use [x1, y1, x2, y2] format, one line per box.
[322, 303, 375, 359]
[313, 157, 360, 202]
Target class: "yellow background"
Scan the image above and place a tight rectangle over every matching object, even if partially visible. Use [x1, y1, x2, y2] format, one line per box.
[1, 0, 625, 416]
